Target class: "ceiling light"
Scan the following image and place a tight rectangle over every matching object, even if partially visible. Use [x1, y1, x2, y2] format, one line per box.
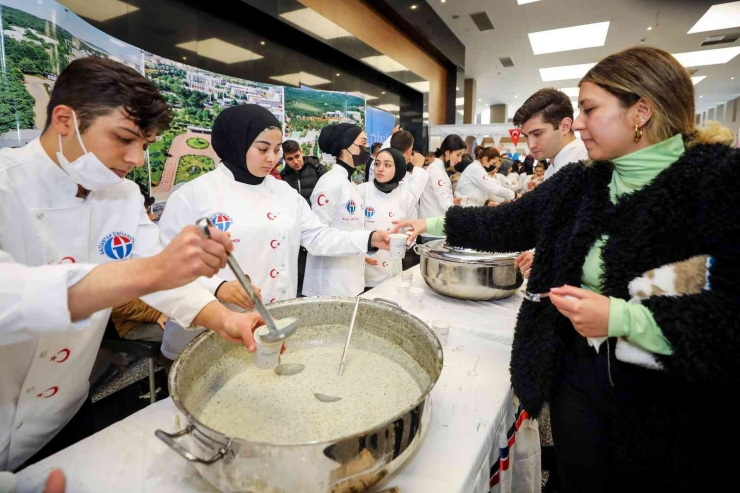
[361, 55, 408, 73]
[177, 38, 262, 64]
[688, 2, 740, 34]
[700, 95, 704, 98]
[515, 95, 518, 99]
[279, 8, 352, 40]
[407, 81, 430, 93]
[672, 46, 740, 67]
[517, 0, 542, 4]
[528, 21, 610, 55]
[182, 56, 187, 61]
[381, 91, 386, 94]
[423, 111, 430, 118]
[539, 62, 596, 82]
[59, 0, 139, 22]
[411, 4, 418, 9]
[377, 104, 400, 112]
[692, 76, 707, 85]
[559, 86, 580, 97]
[260, 41, 266, 46]
[269, 71, 331, 87]
[456, 97, 464, 106]
[647, 26, 652, 31]
[336, 73, 341, 76]
[478, 98, 482, 101]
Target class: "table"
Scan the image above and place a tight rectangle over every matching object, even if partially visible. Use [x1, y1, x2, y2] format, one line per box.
[16, 270, 540, 493]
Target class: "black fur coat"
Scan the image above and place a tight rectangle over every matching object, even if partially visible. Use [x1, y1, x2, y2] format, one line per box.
[445, 143, 740, 491]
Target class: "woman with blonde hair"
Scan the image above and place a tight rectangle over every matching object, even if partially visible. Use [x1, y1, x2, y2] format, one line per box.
[392, 46, 739, 492]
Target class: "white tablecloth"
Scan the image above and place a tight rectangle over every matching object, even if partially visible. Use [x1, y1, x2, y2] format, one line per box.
[16, 269, 540, 493]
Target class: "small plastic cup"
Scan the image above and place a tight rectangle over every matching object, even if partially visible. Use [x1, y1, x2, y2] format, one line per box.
[389, 233, 409, 259]
[254, 326, 283, 370]
[431, 319, 450, 346]
[409, 287, 424, 310]
[397, 282, 411, 302]
[401, 270, 413, 283]
[458, 195, 471, 206]
[0, 472, 17, 493]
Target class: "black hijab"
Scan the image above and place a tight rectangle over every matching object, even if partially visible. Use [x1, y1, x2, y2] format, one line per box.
[373, 147, 407, 193]
[454, 156, 474, 173]
[212, 104, 281, 186]
[318, 123, 363, 181]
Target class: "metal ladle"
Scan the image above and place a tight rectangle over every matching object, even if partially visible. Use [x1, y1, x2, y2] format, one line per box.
[196, 218, 298, 344]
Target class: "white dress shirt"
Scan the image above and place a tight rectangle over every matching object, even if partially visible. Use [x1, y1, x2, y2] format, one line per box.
[544, 138, 589, 180]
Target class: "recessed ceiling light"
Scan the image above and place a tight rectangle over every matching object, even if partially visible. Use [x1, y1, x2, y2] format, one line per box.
[455, 97, 465, 106]
[279, 8, 353, 40]
[647, 26, 653, 31]
[269, 71, 331, 87]
[176, 38, 262, 64]
[407, 81, 430, 93]
[423, 111, 430, 118]
[539, 62, 596, 82]
[361, 55, 409, 73]
[59, 0, 139, 22]
[260, 41, 266, 46]
[381, 91, 386, 94]
[456, 86, 460, 90]
[336, 73, 341, 76]
[478, 98, 482, 101]
[700, 95, 703, 98]
[515, 95, 518, 98]
[692, 76, 707, 85]
[688, 2, 740, 34]
[182, 56, 187, 60]
[559, 86, 580, 97]
[672, 46, 740, 67]
[528, 21, 610, 55]
[411, 4, 418, 9]
[517, 0, 542, 4]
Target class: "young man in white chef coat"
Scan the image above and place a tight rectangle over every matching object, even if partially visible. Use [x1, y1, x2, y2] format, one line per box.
[512, 88, 589, 278]
[0, 57, 264, 472]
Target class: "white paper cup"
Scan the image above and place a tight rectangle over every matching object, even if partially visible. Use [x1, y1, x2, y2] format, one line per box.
[397, 281, 411, 301]
[409, 287, 424, 310]
[254, 326, 283, 370]
[401, 270, 413, 283]
[389, 233, 408, 259]
[431, 319, 450, 346]
[458, 195, 471, 206]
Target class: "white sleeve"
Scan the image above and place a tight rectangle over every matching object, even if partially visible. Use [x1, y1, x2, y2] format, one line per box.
[0, 249, 96, 337]
[427, 164, 454, 210]
[401, 167, 429, 202]
[310, 173, 339, 226]
[403, 190, 418, 219]
[133, 195, 216, 329]
[473, 167, 515, 201]
[157, 190, 226, 295]
[298, 195, 370, 255]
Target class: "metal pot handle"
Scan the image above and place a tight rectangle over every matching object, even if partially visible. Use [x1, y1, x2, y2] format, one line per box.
[413, 243, 422, 255]
[155, 425, 231, 464]
[373, 298, 401, 309]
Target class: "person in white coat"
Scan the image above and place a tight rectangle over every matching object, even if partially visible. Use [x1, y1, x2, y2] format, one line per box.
[358, 148, 417, 288]
[303, 123, 377, 297]
[455, 147, 517, 206]
[0, 58, 263, 472]
[419, 134, 465, 219]
[499, 159, 524, 193]
[158, 106, 389, 357]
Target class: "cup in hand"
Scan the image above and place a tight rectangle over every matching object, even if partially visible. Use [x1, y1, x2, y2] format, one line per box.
[458, 195, 471, 206]
[389, 233, 408, 259]
[255, 326, 282, 370]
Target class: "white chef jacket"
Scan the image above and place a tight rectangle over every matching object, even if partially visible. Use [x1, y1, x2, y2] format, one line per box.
[358, 182, 417, 287]
[544, 138, 589, 180]
[418, 158, 453, 219]
[398, 168, 427, 219]
[454, 161, 515, 206]
[0, 139, 215, 471]
[157, 165, 372, 357]
[303, 164, 372, 297]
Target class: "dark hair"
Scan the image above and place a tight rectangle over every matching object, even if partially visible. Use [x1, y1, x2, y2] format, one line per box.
[479, 147, 500, 162]
[45, 57, 172, 136]
[474, 145, 484, 159]
[282, 139, 301, 155]
[371, 142, 383, 154]
[390, 130, 414, 153]
[425, 152, 435, 159]
[512, 88, 574, 130]
[406, 162, 414, 173]
[535, 163, 545, 170]
[434, 134, 466, 158]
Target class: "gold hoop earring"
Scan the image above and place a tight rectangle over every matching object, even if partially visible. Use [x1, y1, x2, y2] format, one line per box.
[634, 123, 643, 143]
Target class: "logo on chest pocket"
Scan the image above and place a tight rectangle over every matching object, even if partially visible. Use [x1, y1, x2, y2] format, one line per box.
[210, 212, 233, 232]
[364, 206, 375, 219]
[99, 232, 135, 260]
[345, 200, 357, 215]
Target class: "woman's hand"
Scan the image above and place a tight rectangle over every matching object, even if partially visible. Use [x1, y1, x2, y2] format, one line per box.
[453, 197, 463, 205]
[366, 257, 379, 266]
[370, 230, 391, 250]
[515, 251, 534, 278]
[549, 285, 610, 338]
[217, 281, 261, 310]
[156, 313, 168, 330]
[390, 219, 427, 244]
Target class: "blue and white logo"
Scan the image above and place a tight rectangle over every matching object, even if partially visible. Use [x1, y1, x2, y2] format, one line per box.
[99, 232, 135, 260]
[210, 212, 233, 232]
[364, 206, 375, 219]
[345, 200, 357, 215]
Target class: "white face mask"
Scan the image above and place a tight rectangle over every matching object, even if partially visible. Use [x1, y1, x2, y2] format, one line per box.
[57, 111, 124, 191]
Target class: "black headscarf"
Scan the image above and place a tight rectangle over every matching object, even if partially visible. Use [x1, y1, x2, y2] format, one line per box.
[373, 147, 407, 193]
[318, 123, 362, 157]
[454, 156, 474, 173]
[523, 155, 535, 175]
[212, 104, 281, 185]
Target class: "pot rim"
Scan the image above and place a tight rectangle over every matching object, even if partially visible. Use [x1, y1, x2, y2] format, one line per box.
[418, 239, 521, 265]
[168, 296, 444, 448]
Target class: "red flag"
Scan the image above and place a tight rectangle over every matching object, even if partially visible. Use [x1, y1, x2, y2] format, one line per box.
[509, 128, 522, 146]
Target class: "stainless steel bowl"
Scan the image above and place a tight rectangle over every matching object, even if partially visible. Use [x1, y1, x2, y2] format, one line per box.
[156, 297, 443, 493]
[416, 239, 523, 301]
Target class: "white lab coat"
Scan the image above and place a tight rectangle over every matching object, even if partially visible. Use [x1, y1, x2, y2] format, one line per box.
[544, 138, 589, 180]
[358, 182, 417, 287]
[503, 172, 523, 193]
[398, 168, 427, 219]
[454, 161, 515, 205]
[419, 158, 453, 219]
[303, 164, 369, 297]
[157, 165, 372, 357]
[0, 139, 214, 471]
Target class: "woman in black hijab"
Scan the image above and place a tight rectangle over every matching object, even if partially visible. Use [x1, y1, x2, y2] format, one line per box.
[158, 105, 389, 356]
[358, 148, 417, 287]
[304, 123, 378, 297]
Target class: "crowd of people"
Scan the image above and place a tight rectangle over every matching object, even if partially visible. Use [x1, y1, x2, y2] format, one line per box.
[1, 43, 738, 493]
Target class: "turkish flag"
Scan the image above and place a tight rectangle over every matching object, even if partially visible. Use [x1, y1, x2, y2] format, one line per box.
[509, 128, 522, 146]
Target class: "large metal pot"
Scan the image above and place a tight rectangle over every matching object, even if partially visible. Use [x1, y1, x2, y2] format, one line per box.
[156, 297, 443, 493]
[416, 239, 523, 301]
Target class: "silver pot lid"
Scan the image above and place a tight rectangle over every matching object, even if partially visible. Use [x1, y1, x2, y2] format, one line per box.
[419, 239, 520, 265]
